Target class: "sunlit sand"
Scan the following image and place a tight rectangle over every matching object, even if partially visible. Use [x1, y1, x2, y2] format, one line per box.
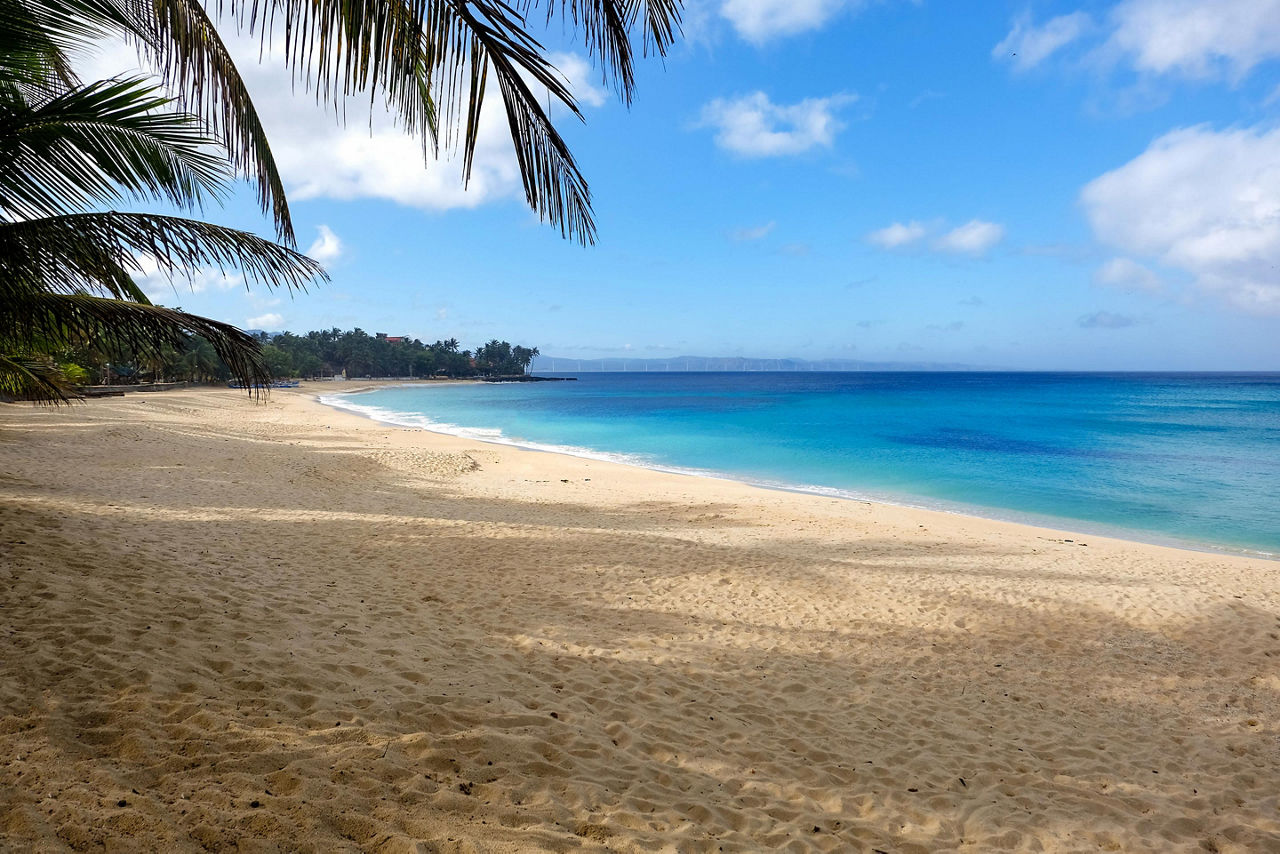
[2, 387, 1277, 851]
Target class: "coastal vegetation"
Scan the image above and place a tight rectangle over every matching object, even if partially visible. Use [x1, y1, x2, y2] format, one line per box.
[263, 331, 540, 379]
[63, 327, 542, 383]
[0, 0, 323, 401]
[0, 0, 681, 400]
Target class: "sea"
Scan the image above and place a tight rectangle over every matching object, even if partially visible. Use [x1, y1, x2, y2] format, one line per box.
[320, 372, 1280, 558]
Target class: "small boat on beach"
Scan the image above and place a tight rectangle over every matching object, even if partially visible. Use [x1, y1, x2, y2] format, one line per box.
[228, 380, 301, 389]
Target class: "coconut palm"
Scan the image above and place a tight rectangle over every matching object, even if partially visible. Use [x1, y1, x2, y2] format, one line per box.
[0, 7, 325, 401]
[21, 0, 683, 245]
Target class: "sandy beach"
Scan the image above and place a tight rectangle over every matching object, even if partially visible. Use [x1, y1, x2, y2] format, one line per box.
[2, 385, 1278, 852]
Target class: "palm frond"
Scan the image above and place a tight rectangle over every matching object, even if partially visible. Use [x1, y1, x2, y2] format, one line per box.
[0, 290, 272, 390]
[32, 0, 297, 242]
[0, 351, 78, 403]
[626, 0, 681, 57]
[0, 0, 80, 94]
[434, 1, 595, 242]
[531, 0, 634, 102]
[15, 0, 681, 244]
[0, 75, 230, 220]
[0, 211, 327, 302]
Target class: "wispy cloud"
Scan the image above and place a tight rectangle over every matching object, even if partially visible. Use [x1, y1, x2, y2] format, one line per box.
[866, 220, 926, 249]
[730, 221, 777, 241]
[1094, 257, 1163, 293]
[866, 219, 1005, 255]
[994, 1, 1280, 83]
[699, 91, 856, 157]
[1078, 310, 1139, 329]
[993, 11, 1092, 71]
[934, 220, 1006, 254]
[909, 89, 945, 109]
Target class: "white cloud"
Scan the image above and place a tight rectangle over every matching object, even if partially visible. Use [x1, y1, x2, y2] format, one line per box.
[993, 12, 1091, 70]
[866, 218, 1004, 254]
[547, 52, 609, 108]
[268, 87, 519, 213]
[246, 312, 284, 329]
[1081, 124, 1280, 314]
[1105, 0, 1280, 80]
[992, 1, 1280, 84]
[934, 220, 1005, 254]
[133, 254, 244, 303]
[719, 0, 856, 42]
[867, 220, 926, 248]
[1078, 310, 1139, 329]
[699, 91, 855, 157]
[306, 225, 343, 263]
[74, 34, 602, 216]
[1094, 257, 1163, 292]
[730, 221, 776, 241]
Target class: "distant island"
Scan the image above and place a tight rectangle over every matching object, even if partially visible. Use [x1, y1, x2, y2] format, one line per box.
[531, 355, 993, 372]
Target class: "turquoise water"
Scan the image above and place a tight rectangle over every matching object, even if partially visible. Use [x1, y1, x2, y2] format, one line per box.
[321, 373, 1280, 557]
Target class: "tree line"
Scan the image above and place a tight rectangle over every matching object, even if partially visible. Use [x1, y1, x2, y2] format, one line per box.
[259, 331, 539, 379]
[61, 328, 542, 384]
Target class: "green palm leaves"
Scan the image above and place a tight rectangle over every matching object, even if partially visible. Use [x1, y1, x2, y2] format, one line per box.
[2, 0, 680, 401]
[21, 0, 683, 244]
[0, 77, 228, 217]
[0, 7, 325, 402]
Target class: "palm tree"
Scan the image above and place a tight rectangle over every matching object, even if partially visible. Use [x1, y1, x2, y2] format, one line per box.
[21, 0, 683, 245]
[172, 335, 221, 382]
[0, 7, 325, 401]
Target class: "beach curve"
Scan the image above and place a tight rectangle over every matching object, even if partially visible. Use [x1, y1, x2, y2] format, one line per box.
[2, 386, 1278, 852]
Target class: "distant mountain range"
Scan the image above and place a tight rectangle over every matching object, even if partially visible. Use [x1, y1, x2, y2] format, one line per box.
[530, 355, 991, 372]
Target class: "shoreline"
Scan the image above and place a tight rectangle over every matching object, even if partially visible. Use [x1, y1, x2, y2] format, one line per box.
[316, 382, 1279, 563]
[4, 387, 1279, 852]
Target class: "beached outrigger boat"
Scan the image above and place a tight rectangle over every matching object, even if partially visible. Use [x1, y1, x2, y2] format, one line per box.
[227, 380, 301, 389]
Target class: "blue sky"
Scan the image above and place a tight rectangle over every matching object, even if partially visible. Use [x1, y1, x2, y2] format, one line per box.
[88, 1, 1280, 369]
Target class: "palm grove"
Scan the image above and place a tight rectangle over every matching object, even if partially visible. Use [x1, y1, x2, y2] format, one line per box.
[254, 331, 538, 381]
[0, 0, 680, 400]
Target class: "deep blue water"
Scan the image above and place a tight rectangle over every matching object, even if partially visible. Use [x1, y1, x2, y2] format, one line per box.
[322, 373, 1280, 556]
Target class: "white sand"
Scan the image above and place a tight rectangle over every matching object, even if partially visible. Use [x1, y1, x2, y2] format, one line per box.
[2, 386, 1278, 852]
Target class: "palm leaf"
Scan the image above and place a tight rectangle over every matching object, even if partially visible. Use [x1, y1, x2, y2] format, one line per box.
[29, 0, 683, 244]
[0, 211, 327, 303]
[433, 1, 594, 241]
[0, 76, 230, 220]
[13, 0, 682, 244]
[0, 290, 272, 390]
[0, 351, 78, 403]
[530, 0, 634, 102]
[626, 0, 682, 57]
[0, 0, 80, 95]
[32, 0, 297, 242]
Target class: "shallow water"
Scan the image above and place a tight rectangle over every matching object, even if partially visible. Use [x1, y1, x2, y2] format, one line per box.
[323, 372, 1280, 556]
